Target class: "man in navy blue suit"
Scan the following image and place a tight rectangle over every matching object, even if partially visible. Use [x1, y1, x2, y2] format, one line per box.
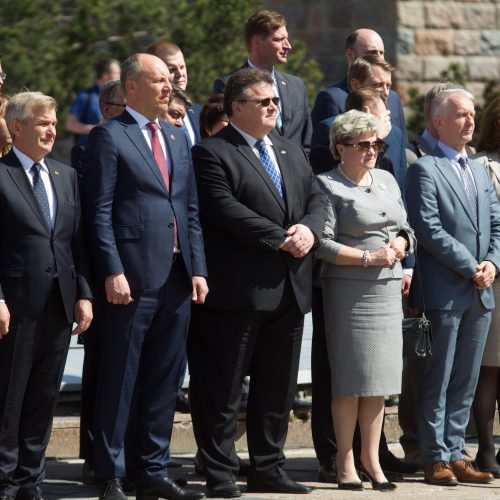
[311, 29, 407, 146]
[147, 40, 201, 148]
[82, 53, 207, 500]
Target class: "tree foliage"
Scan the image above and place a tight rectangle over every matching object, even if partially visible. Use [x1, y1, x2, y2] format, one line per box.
[0, 0, 323, 136]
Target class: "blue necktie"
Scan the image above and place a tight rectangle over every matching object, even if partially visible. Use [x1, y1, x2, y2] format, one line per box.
[458, 156, 477, 222]
[255, 139, 284, 198]
[31, 163, 52, 228]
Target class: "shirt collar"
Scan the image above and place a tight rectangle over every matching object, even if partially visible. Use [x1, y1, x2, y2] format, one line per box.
[126, 105, 160, 130]
[12, 146, 48, 174]
[247, 58, 276, 81]
[230, 122, 273, 148]
[437, 141, 466, 164]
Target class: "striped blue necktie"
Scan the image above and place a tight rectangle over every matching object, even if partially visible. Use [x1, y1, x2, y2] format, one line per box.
[31, 163, 52, 228]
[255, 139, 284, 198]
[458, 156, 477, 222]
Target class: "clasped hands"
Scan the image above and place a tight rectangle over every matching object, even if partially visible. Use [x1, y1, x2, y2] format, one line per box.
[472, 261, 497, 289]
[280, 224, 316, 258]
[367, 236, 407, 267]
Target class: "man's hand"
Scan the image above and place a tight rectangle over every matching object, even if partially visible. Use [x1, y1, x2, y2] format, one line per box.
[0, 302, 10, 339]
[105, 273, 133, 305]
[192, 276, 209, 304]
[472, 261, 497, 289]
[280, 224, 316, 258]
[401, 274, 412, 298]
[72, 299, 93, 336]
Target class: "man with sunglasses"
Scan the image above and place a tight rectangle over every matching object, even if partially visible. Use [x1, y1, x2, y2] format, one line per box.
[213, 10, 312, 152]
[188, 68, 325, 498]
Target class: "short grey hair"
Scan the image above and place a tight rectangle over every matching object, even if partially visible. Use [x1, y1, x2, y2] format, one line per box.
[5, 91, 56, 135]
[120, 54, 142, 92]
[99, 80, 124, 109]
[329, 110, 379, 159]
[431, 88, 474, 119]
[424, 82, 464, 121]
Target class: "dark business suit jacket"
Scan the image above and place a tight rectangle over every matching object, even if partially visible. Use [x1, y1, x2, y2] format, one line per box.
[82, 110, 207, 289]
[0, 151, 91, 321]
[311, 76, 408, 147]
[192, 124, 325, 314]
[214, 63, 312, 151]
[187, 102, 202, 144]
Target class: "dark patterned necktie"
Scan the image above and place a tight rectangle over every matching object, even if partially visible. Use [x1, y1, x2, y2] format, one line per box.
[31, 162, 52, 228]
[458, 156, 477, 222]
[255, 139, 284, 198]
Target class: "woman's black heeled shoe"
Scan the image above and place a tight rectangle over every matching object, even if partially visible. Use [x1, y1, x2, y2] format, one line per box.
[338, 481, 364, 491]
[359, 464, 397, 491]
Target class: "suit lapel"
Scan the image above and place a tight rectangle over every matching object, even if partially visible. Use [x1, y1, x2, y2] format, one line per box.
[434, 152, 478, 228]
[46, 159, 62, 230]
[121, 112, 169, 194]
[4, 152, 52, 234]
[159, 121, 180, 194]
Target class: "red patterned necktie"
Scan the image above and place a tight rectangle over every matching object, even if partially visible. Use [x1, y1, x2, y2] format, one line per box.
[147, 121, 179, 249]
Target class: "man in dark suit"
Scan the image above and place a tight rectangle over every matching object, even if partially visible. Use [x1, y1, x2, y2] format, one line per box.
[311, 29, 407, 146]
[82, 53, 207, 500]
[213, 10, 312, 151]
[188, 68, 325, 498]
[0, 91, 93, 500]
[406, 88, 500, 486]
[146, 40, 201, 148]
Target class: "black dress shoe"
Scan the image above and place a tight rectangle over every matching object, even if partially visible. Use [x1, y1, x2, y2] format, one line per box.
[318, 461, 337, 483]
[136, 477, 205, 500]
[207, 481, 241, 498]
[338, 481, 363, 491]
[247, 474, 312, 494]
[99, 478, 127, 500]
[379, 450, 421, 474]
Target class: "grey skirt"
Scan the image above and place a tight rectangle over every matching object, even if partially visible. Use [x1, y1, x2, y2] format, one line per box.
[321, 277, 403, 397]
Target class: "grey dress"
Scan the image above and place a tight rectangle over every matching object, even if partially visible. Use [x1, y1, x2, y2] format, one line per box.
[316, 168, 416, 397]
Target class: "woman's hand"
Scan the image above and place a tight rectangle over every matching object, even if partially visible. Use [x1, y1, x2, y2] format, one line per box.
[390, 236, 407, 261]
[367, 246, 397, 267]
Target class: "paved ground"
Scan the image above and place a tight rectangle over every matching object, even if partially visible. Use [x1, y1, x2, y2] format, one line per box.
[43, 443, 500, 499]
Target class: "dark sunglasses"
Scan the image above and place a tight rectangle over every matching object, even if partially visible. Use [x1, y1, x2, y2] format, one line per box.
[105, 102, 126, 107]
[237, 96, 280, 107]
[342, 139, 386, 153]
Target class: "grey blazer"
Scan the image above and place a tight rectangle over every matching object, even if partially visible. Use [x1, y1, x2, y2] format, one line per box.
[406, 146, 500, 310]
[316, 168, 415, 281]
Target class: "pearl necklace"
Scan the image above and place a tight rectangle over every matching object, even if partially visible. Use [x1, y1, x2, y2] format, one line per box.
[337, 165, 372, 187]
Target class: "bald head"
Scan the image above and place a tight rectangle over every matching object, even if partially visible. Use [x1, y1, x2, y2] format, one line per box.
[346, 29, 385, 67]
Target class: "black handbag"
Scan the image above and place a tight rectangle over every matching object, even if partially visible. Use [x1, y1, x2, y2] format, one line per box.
[402, 256, 432, 358]
[402, 314, 432, 358]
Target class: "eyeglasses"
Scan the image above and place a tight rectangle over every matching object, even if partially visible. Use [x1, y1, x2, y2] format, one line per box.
[0, 72, 6, 80]
[105, 102, 126, 107]
[342, 139, 385, 153]
[237, 97, 280, 107]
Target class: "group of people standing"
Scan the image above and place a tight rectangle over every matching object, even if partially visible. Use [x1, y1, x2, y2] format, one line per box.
[0, 8, 500, 500]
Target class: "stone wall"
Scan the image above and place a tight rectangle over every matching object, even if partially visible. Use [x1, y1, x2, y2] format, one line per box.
[266, 0, 500, 105]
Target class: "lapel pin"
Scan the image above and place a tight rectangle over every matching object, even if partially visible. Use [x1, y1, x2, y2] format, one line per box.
[281, 150, 287, 155]
[54, 171, 60, 176]
[281, 80, 286, 85]
[170, 134, 175, 140]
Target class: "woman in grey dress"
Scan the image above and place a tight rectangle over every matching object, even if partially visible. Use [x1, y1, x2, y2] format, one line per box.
[471, 95, 500, 476]
[316, 110, 415, 491]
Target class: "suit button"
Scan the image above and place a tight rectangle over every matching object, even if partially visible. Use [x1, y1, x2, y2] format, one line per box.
[45, 266, 53, 273]
[384, 239, 389, 244]
[381, 212, 386, 217]
[168, 223, 174, 228]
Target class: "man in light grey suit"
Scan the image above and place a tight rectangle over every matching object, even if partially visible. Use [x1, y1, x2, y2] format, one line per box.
[406, 89, 500, 486]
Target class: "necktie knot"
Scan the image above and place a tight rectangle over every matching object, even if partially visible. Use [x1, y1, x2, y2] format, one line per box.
[31, 162, 42, 174]
[458, 156, 468, 169]
[147, 121, 159, 133]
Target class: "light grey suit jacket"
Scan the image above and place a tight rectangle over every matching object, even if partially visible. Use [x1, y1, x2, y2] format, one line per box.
[406, 145, 500, 310]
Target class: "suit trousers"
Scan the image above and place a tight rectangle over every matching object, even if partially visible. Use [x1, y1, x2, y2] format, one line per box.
[93, 258, 192, 483]
[0, 281, 71, 499]
[418, 293, 491, 464]
[188, 279, 304, 486]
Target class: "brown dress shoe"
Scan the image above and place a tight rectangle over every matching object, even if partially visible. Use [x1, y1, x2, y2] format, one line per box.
[424, 461, 458, 486]
[450, 459, 494, 484]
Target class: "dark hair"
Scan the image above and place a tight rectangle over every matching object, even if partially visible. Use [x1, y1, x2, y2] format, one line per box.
[345, 31, 359, 51]
[95, 58, 119, 79]
[224, 68, 273, 117]
[99, 80, 124, 109]
[169, 83, 191, 109]
[345, 87, 387, 112]
[244, 10, 286, 50]
[477, 95, 500, 152]
[200, 94, 226, 138]
[146, 40, 182, 62]
[348, 54, 394, 86]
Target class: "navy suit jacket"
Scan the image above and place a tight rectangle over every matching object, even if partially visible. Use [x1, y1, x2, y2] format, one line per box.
[186, 102, 202, 145]
[406, 146, 500, 310]
[311, 76, 408, 147]
[82, 110, 207, 291]
[214, 63, 312, 151]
